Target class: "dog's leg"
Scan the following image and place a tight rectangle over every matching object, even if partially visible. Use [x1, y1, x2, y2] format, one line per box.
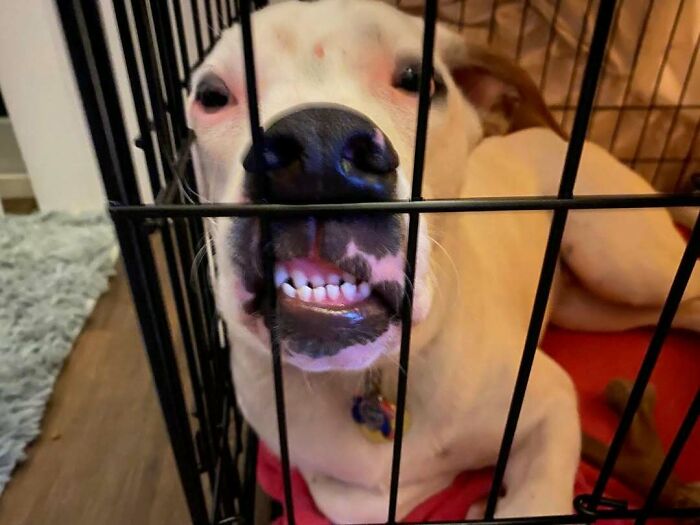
[552, 266, 700, 332]
[470, 354, 582, 519]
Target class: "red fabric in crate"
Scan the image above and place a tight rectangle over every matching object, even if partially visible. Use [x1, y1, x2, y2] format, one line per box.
[256, 323, 699, 524]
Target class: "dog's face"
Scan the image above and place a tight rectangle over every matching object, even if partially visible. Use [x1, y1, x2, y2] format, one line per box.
[188, 0, 520, 372]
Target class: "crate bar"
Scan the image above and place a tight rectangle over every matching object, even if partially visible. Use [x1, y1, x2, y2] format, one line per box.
[238, 0, 296, 522]
[171, 0, 192, 86]
[559, 0, 597, 130]
[131, 0, 222, 462]
[488, 0, 499, 44]
[364, 505, 700, 525]
[109, 193, 700, 219]
[148, 0, 224, 412]
[484, 0, 617, 518]
[204, 0, 215, 44]
[607, 0, 655, 153]
[514, 0, 530, 62]
[386, 0, 437, 522]
[56, 1, 209, 522]
[677, 119, 700, 191]
[588, 216, 700, 508]
[130, 0, 176, 162]
[631, 0, 686, 168]
[112, 0, 218, 480]
[538, 0, 563, 91]
[190, 0, 206, 58]
[652, 33, 700, 184]
[635, 390, 700, 525]
[149, 0, 188, 140]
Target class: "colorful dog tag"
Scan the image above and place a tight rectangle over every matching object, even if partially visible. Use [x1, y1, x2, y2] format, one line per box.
[351, 370, 410, 443]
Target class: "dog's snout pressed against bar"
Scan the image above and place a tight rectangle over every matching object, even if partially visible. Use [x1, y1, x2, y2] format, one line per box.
[242, 106, 398, 204]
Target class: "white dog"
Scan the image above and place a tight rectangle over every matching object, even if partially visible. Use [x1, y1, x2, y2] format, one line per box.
[186, 1, 700, 522]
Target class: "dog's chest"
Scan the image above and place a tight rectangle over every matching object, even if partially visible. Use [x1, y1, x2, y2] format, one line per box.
[231, 345, 499, 490]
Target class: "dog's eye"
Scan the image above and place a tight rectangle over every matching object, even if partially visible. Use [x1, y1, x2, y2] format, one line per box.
[395, 64, 422, 92]
[393, 62, 444, 97]
[194, 75, 232, 112]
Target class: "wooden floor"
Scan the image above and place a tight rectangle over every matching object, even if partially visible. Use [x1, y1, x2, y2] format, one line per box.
[0, 263, 190, 525]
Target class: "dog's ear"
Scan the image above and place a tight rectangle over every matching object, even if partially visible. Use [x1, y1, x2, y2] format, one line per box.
[438, 30, 565, 138]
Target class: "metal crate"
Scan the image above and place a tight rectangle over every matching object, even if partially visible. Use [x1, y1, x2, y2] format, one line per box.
[56, 0, 699, 523]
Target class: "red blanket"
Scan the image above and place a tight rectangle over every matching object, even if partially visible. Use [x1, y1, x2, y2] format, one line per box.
[256, 324, 699, 524]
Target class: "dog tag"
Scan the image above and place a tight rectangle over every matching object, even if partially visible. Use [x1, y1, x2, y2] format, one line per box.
[351, 370, 410, 443]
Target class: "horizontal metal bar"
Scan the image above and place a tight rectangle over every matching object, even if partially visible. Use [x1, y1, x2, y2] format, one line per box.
[355, 505, 700, 525]
[108, 193, 700, 218]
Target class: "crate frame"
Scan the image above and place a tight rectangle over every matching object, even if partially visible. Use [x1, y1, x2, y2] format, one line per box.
[56, 0, 700, 524]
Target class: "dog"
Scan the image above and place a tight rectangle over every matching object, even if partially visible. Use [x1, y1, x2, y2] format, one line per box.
[186, 1, 700, 522]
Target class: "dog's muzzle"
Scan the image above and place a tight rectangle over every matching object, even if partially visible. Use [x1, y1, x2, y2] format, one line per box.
[231, 106, 405, 362]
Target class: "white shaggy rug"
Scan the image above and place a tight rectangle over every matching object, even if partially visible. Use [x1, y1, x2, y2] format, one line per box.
[0, 212, 117, 495]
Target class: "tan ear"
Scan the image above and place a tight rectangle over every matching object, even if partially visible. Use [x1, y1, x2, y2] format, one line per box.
[438, 31, 566, 138]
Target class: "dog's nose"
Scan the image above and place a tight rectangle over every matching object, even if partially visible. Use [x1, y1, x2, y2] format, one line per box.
[243, 107, 398, 203]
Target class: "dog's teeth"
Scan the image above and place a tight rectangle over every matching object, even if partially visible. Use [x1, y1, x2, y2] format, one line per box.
[310, 274, 325, 288]
[327, 274, 341, 286]
[342, 272, 356, 284]
[281, 282, 296, 298]
[340, 282, 357, 300]
[274, 266, 289, 287]
[326, 284, 340, 300]
[358, 282, 371, 300]
[298, 285, 312, 302]
[312, 286, 326, 302]
[291, 270, 308, 288]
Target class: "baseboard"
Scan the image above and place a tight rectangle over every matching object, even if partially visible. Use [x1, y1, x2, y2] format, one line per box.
[0, 172, 33, 198]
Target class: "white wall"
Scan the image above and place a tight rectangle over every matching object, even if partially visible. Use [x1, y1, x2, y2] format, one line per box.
[0, 1, 106, 212]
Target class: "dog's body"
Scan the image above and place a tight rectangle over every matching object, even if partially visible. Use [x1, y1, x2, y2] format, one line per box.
[187, 1, 700, 522]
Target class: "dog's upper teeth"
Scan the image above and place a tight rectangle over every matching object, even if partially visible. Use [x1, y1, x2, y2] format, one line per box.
[341, 282, 357, 300]
[274, 266, 289, 287]
[291, 270, 308, 288]
[327, 273, 341, 285]
[298, 285, 312, 302]
[310, 274, 325, 288]
[281, 282, 296, 298]
[326, 284, 340, 300]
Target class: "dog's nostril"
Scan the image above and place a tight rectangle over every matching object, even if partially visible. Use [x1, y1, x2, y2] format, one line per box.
[342, 131, 398, 175]
[243, 135, 303, 173]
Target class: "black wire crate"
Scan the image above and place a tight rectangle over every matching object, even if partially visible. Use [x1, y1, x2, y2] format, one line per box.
[56, 0, 699, 524]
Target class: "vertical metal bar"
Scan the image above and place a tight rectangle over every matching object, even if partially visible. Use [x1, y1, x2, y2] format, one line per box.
[190, 0, 205, 59]
[560, 0, 595, 130]
[112, 0, 219, 482]
[204, 0, 215, 44]
[242, 426, 259, 522]
[676, 118, 700, 192]
[488, 0, 499, 45]
[171, 0, 193, 87]
[115, 218, 211, 525]
[386, 0, 437, 522]
[652, 34, 700, 185]
[589, 217, 700, 508]
[238, 0, 296, 522]
[514, 0, 531, 62]
[222, 0, 232, 27]
[56, 2, 209, 521]
[484, 0, 618, 518]
[539, 0, 564, 90]
[635, 390, 700, 525]
[631, 0, 686, 168]
[457, 0, 467, 32]
[607, 0, 655, 153]
[149, 0, 188, 139]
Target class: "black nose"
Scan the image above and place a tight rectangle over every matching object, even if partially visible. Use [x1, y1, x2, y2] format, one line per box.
[242, 106, 399, 203]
